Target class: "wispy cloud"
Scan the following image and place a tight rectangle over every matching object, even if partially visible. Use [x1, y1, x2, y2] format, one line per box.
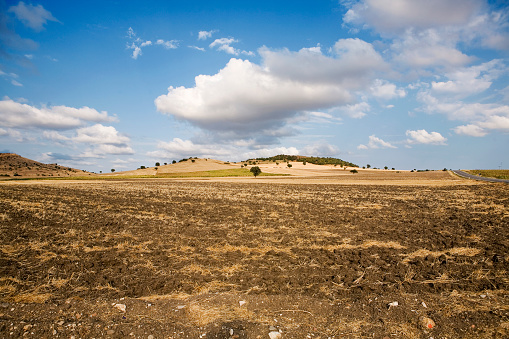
[126, 27, 179, 59]
[8, 1, 60, 31]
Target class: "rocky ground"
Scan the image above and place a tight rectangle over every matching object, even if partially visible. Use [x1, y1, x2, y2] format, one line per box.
[0, 175, 508, 338]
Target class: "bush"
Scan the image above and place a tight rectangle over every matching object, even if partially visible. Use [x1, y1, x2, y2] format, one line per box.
[111, 169, 115, 173]
[250, 166, 262, 177]
[155, 162, 160, 167]
[350, 169, 358, 174]
[287, 163, 292, 168]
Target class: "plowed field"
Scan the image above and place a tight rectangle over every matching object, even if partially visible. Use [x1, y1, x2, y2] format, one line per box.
[1, 174, 508, 338]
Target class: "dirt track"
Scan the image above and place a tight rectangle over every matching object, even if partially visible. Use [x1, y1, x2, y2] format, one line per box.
[1, 172, 508, 338]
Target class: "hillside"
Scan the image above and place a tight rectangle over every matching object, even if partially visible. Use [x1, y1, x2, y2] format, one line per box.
[104, 158, 239, 176]
[0, 153, 91, 178]
[247, 154, 358, 167]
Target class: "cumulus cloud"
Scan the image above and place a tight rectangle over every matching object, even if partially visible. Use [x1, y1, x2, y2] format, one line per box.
[358, 135, 397, 149]
[430, 59, 505, 99]
[343, 0, 509, 75]
[453, 124, 487, 137]
[370, 79, 406, 99]
[406, 129, 447, 145]
[260, 39, 386, 85]
[74, 124, 130, 145]
[416, 58, 509, 137]
[156, 38, 387, 146]
[343, 0, 483, 34]
[0, 99, 117, 130]
[8, 1, 59, 31]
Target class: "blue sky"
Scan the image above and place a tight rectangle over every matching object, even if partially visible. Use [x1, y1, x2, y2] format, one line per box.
[1, 0, 508, 172]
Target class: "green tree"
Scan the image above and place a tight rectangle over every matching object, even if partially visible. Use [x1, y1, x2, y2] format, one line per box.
[367, 164, 371, 168]
[155, 162, 160, 167]
[384, 166, 388, 170]
[250, 166, 262, 177]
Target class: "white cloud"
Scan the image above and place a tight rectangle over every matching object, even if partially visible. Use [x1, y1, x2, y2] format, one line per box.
[430, 59, 505, 99]
[74, 124, 130, 145]
[43, 130, 69, 141]
[370, 79, 406, 99]
[454, 124, 487, 137]
[11, 80, 23, 87]
[406, 129, 447, 145]
[0, 99, 117, 130]
[333, 102, 370, 119]
[391, 29, 473, 70]
[156, 39, 178, 49]
[198, 30, 216, 40]
[8, 1, 59, 31]
[126, 28, 178, 59]
[209, 37, 239, 55]
[189, 46, 206, 52]
[260, 39, 386, 85]
[156, 58, 353, 132]
[343, 0, 483, 34]
[156, 39, 388, 146]
[358, 135, 397, 149]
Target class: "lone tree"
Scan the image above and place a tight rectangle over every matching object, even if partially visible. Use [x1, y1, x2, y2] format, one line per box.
[250, 166, 262, 177]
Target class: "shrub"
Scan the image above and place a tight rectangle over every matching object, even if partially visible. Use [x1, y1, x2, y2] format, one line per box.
[172, 160, 177, 164]
[111, 169, 115, 173]
[350, 169, 358, 174]
[191, 159, 195, 163]
[140, 166, 146, 169]
[287, 163, 292, 168]
[155, 162, 160, 167]
[250, 166, 262, 177]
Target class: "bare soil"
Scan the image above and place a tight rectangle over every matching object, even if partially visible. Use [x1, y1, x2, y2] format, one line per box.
[0, 173, 508, 338]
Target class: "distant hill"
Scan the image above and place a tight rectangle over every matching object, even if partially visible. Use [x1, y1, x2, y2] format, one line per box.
[0, 153, 91, 178]
[245, 154, 358, 167]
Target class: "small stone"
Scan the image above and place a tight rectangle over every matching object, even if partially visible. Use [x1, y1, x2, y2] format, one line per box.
[107, 329, 115, 335]
[269, 326, 277, 332]
[420, 316, 436, 329]
[268, 331, 282, 339]
[422, 302, 427, 308]
[480, 294, 487, 298]
[239, 300, 246, 307]
[176, 305, 186, 310]
[148, 335, 154, 339]
[114, 303, 126, 312]
[388, 301, 399, 308]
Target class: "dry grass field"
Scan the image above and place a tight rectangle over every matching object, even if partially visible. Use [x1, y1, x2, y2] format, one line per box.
[1, 170, 508, 338]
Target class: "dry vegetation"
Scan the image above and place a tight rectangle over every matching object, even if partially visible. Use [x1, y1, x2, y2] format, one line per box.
[0, 173, 508, 338]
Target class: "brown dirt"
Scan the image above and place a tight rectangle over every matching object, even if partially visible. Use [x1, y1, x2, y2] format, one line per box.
[0, 174, 508, 338]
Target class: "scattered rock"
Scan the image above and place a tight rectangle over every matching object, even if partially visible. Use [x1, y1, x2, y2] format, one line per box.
[114, 303, 126, 312]
[239, 300, 246, 307]
[388, 301, 399, 308]
[420, 316, 436, 329]
[148, 335, 154, 339]
[106, 329, 115, 335]
[269, 331, 282, 339]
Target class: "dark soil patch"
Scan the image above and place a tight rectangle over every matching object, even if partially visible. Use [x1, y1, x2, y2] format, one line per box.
[1, 180, 508, 338]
